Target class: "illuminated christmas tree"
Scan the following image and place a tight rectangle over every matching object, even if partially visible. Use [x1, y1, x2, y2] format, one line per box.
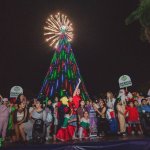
[38, 13, 89, 102]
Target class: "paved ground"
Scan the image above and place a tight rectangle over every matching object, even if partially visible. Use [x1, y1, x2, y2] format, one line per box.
[3, 134, 148, 149]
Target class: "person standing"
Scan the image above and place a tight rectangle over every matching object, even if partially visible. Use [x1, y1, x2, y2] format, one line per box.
[0, 98, 10, 141]
[116, 98, 126, 136]
[94, 99, 108, 137]
[73, 79, 81, 109]
[13, 100, 28, 142]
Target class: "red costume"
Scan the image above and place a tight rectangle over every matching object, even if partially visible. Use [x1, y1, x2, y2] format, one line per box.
[125, 106, 140, 134]
[69, 101, 75, 109]
[73, 95, 81, 109]
[125, 106, 139, 122]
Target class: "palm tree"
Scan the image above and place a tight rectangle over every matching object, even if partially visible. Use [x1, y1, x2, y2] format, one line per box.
[126, 0, 150, 42]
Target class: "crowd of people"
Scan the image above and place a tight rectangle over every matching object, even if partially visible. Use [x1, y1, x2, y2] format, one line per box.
[0, 80, 150, 145]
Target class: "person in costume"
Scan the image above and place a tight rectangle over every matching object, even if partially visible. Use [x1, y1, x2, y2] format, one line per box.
[127, 92, 135, 102]
[60, 96, 69, 107]
[116, 97, 126, 136]
[56, 107, 71, 141]
[78, 111, 90, 139]
[68, 96, 75, 109]
[67, 108, 78, 140]
[73, 78, 81, 109]
[117, 89, 127, 105]
[125, 101, 143, 135]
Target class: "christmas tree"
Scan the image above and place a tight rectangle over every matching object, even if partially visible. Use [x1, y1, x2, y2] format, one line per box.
[38, 13, 89, 102]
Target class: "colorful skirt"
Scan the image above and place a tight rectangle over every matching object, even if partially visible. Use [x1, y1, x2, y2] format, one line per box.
[79, 127, 89, 138]
[67, 125, 76, 138]
[56, 128, 70, 141]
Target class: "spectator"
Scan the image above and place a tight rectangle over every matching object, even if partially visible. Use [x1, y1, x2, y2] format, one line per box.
[116, 98, 126, 136]
[13, 100, 28, 142]
[0, 98, 10, 141]
[141, 99, 150, 113]
[78, 111, 90, 139]
[23, 99, 46, 141]
[94, 99, 108, 137]
[77, 100, 87, 121]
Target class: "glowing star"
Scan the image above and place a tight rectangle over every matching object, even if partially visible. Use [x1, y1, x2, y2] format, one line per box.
[44, 13, 73, 49]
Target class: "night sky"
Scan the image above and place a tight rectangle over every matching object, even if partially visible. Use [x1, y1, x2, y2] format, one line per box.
[1, 0, 150, 98]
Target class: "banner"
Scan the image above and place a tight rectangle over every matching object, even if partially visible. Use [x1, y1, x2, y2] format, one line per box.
[10, 86, 23, 98]
[119, 75, 132, 88]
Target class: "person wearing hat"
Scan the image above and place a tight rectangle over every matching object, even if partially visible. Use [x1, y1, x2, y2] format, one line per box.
[0, 98, 10, 141]
[60, 96, 69, 107]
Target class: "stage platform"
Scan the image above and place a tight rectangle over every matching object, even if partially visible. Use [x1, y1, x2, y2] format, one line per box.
[3, 135, 150, 150]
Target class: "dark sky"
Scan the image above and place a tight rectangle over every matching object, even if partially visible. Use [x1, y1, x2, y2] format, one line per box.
[0, 0, 150, 98]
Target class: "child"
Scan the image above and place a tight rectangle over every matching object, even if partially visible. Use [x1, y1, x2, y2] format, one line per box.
[78, 111, 90, 139]
[56, 107, 71, 141]
[125, 101, 143, 135]
[67, 108, 77, 140]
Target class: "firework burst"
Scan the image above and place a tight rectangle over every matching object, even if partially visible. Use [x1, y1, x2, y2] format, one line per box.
[44, 13, 73, 49]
